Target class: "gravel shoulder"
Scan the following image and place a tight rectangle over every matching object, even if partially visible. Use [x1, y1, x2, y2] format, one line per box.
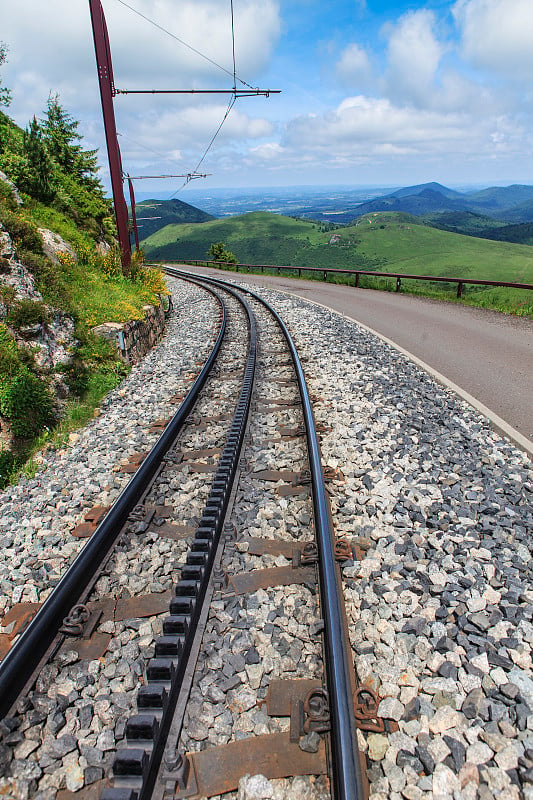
[0, 277, 531, 800]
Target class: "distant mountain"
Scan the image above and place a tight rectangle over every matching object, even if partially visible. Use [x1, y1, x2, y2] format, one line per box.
[350, 187, 470, 218]
[390, 182, 464, 200]
[421, 211, 508, 236]
[465, 184, 533, 211]
[131, 198, 214, 242]
[349, 182, 533, 224]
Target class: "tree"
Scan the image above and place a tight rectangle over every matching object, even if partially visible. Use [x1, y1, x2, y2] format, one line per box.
[41, 94, 100, 190]
[207, 241, 238, 265]
[22, 116, 55, 202]
[0, 43, 11, 108]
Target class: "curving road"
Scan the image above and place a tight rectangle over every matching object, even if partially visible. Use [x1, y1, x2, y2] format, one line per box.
[179, 265, 533, 451]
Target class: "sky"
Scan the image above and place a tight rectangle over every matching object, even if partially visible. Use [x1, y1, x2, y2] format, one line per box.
[2, 0, 533, 198]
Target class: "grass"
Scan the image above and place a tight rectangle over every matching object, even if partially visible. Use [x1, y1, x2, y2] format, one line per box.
[2, 357, 129, 487]
[144, 211, 533, 317]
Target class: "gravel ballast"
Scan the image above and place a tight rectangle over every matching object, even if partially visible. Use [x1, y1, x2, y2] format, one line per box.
[0, 277, 531, 800]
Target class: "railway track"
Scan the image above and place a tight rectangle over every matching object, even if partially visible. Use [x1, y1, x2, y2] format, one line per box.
[0, 271, 531, 800]
[0, 272, 371, 800]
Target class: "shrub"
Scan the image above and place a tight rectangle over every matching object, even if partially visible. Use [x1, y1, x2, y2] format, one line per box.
[0, 283, 16, 306]
[17, 248, 50, 276]
[7, 299, 49, 329]
[0, 209, 43, 253]
[207, 241, 238, 265]
[136, 266, 169, 295]
[0, 370, 54, 436]
[0, 450, 16, 488]
[60, 357, 89, 396]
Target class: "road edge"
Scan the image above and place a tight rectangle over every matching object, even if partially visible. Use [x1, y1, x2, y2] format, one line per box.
[176, 267, 533, 460]
[301, 295, 533, 460]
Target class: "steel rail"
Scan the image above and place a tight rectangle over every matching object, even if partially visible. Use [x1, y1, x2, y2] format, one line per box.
[166, 268, 365, 800]
[0, 282, 227, 721]
[102, 277, 258, 800]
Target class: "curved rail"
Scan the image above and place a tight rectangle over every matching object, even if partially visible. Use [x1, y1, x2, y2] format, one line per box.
[0, 281, 227, 720]
[101, 276, 258, 800]
[166, 268, 365, 800]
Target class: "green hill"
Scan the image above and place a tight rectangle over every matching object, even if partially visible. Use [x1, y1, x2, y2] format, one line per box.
[421, 211, 508, 236]
[0, 99, 166, 486]
[143, 210, 533, 282]
[475, 221, 533, 245]
[143, 210, 533, 316]
[131, 198, 213, 242]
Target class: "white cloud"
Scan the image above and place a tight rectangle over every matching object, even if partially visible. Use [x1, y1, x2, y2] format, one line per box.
[454, 0, 533, 78]
[1, 0, 280, 184]
[384, 10, 446, 107]
[336, 43, 372, 86]
[241, 94, 532, 179]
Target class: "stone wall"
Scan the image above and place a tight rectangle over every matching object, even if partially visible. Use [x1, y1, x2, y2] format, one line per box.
[93, 298, 171, 364]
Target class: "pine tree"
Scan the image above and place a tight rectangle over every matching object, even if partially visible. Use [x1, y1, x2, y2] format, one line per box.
[22, 116, 55, 202]
[41, 94, 100, 189]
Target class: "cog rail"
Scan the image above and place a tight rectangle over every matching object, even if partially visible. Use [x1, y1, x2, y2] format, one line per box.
[0, 279, 227, 721]
[166, 269, 365, 800]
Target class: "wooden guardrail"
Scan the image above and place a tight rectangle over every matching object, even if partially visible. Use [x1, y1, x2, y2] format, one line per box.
[152, 260, 533, 299]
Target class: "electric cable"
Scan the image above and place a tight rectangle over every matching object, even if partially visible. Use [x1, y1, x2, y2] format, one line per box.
[169, 94, 236, 198]
[113, 0, 257, 90]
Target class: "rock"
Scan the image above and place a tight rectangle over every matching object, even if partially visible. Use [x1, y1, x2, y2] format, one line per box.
[10, 759, 42, 780]
[462, 688, 485, 719]
[38, 228, 76, 264]
[65, 763, 85, 792]
[49, 734, 78, 758]
[466, 741, 493, 765]
[509, 667, 533, 711]
[443, 736, 466, 770]
[0, 171, 23, 205]
[378, 697, 404, 722]
[432, 763, 461, 798]
[237, 774, 274, 800]
[368, 733, 389, 761]
[429, 706, 461, 734]
[459, 763, 480, 787]
[494, 745, 519, 770]
[299, 731, 321, 753]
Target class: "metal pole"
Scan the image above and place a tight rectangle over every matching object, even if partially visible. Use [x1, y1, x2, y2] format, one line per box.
[128, 177, 140, 252]
[88, 0, 131, 271]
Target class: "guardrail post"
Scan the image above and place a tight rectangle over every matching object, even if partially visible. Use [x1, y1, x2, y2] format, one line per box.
[396, 277, 401, 292]
[323, 271, 327, 282]
[355, 273, 359, 287]
[277, 266, 281, 275]
[457, 282, 463, 298]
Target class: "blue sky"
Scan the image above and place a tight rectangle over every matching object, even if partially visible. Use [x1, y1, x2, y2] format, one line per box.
[3, 0, 533, 196]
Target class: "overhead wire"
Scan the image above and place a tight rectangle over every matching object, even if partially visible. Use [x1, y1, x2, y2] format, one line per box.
[113, 0, 257, 90]
[230, 0, 237, 92]
[113, 0, 255, 199]
[169, 0, 240, 198]
[169, 94, 236, 198]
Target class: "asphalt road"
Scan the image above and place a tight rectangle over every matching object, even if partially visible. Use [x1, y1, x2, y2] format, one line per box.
[180, 266, 533, 447]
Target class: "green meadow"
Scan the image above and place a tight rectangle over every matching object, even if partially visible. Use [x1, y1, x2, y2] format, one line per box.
[143, 211, 533, 317]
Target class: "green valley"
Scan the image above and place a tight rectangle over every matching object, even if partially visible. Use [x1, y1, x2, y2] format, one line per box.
[142, 211, 533, 317]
